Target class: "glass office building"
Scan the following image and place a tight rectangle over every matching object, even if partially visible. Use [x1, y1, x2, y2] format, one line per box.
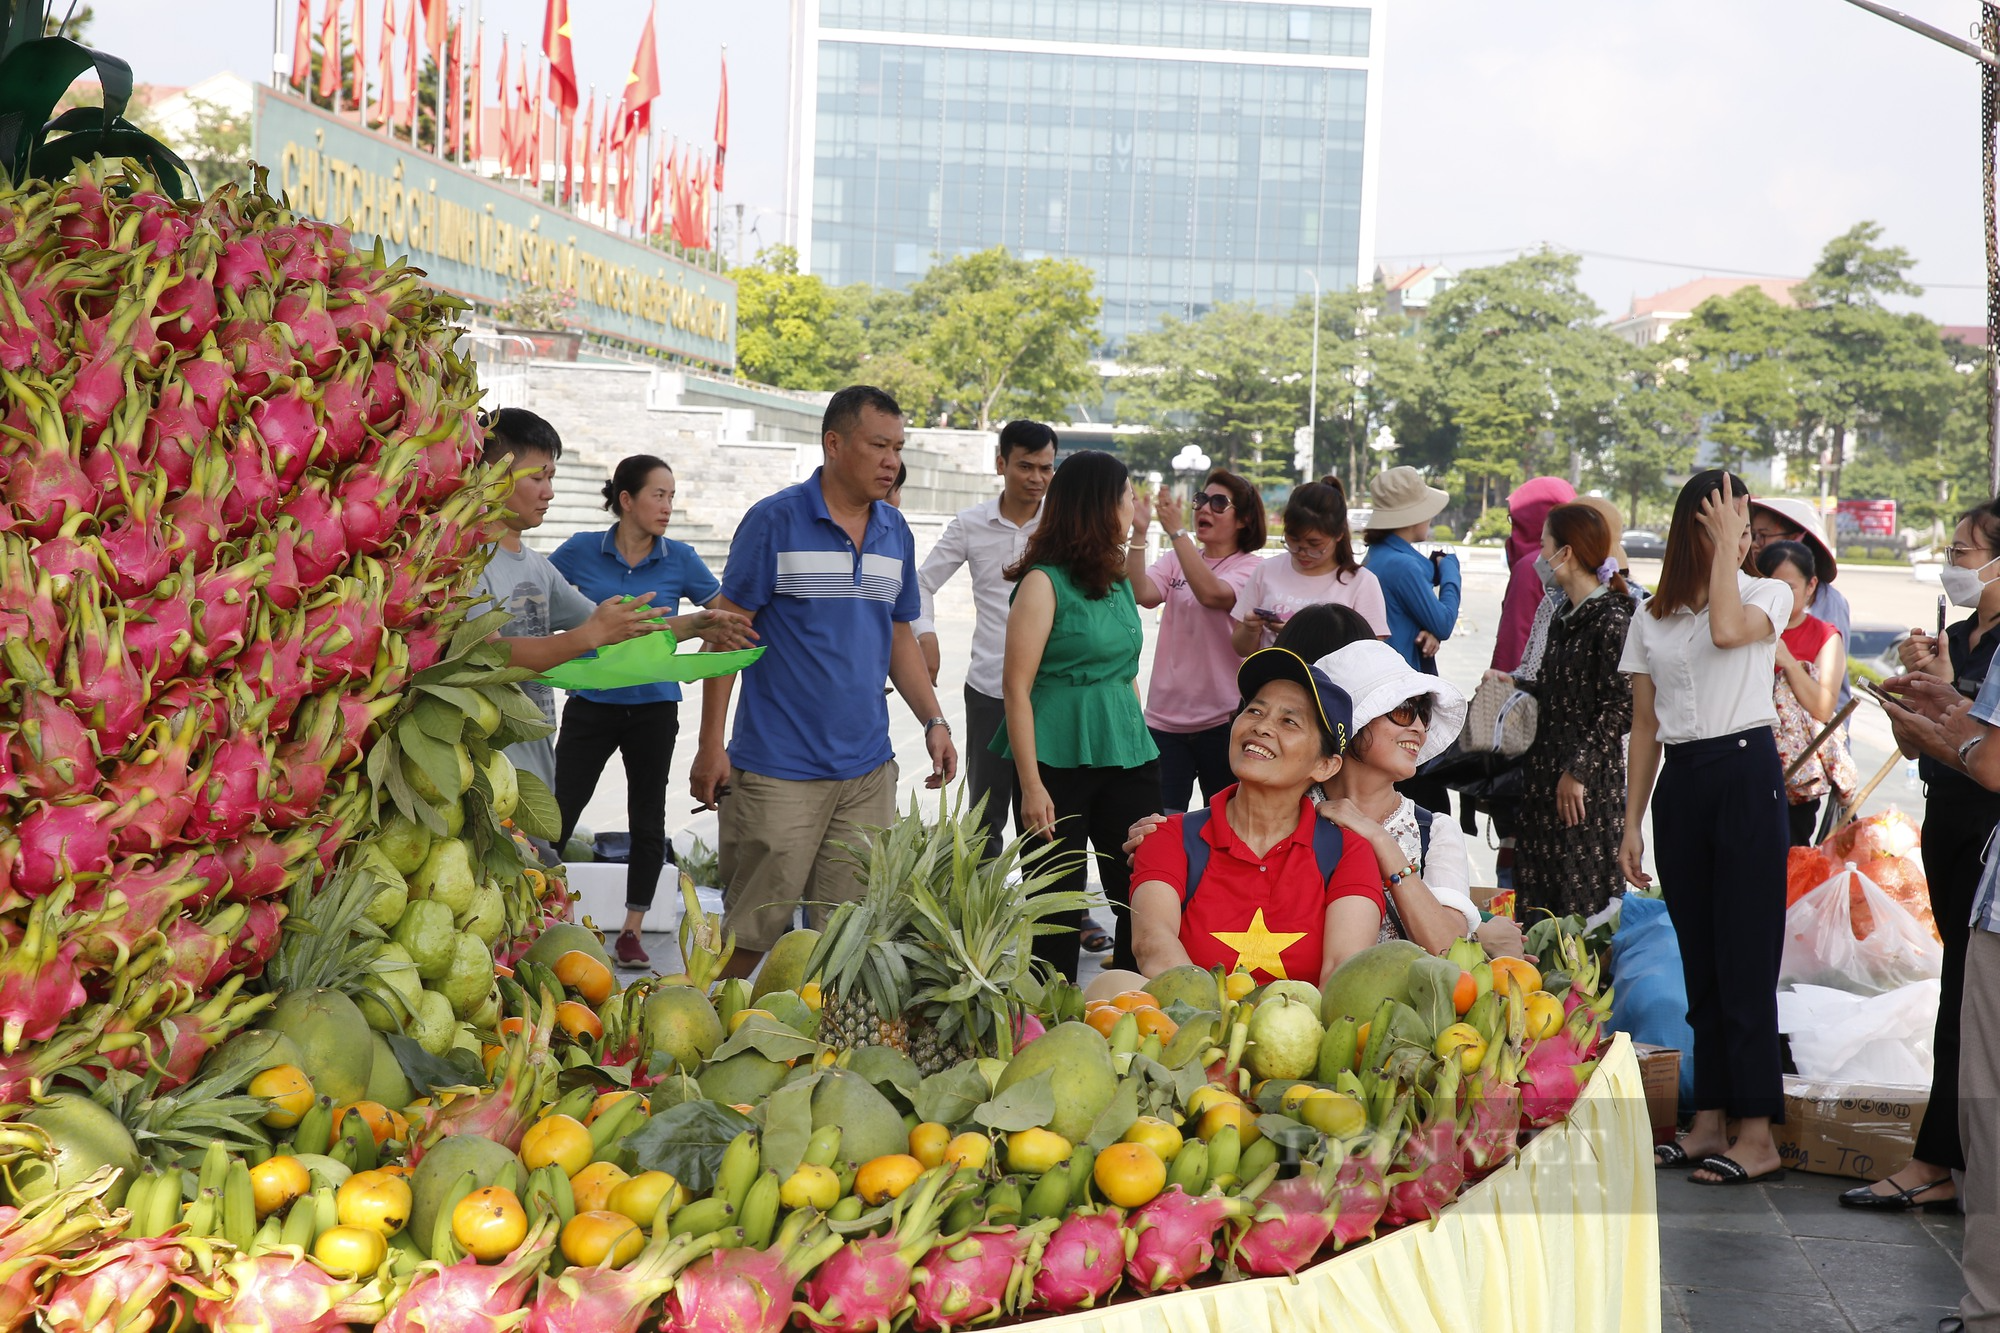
[786, 0, 1384, 348]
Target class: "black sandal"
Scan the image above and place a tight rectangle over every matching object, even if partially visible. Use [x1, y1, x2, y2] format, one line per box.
[1079, 918, 1114, 955]
[1689, 1154, 1785, 1187]
[1837, 1176, 1958, 1213]
[1654, 1141, 1692, 1169]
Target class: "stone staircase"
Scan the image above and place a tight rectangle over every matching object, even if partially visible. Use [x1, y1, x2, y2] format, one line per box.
[526, 456, 732, 565]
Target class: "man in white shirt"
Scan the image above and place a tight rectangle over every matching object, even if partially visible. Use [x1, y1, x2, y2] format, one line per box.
[916, 420, 1057, 853]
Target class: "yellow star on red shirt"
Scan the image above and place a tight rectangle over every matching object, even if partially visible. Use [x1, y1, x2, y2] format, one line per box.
[1211, 909, 1306, 981]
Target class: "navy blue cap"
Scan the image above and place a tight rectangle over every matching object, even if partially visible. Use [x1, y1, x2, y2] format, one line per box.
[1236, 647, 1353, 754]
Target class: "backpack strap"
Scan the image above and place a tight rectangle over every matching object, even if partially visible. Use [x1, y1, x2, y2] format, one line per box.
[1414, 805, 1435, 874]
[1181, 810, 1212, 909]
[1311, 817, 1346, 883]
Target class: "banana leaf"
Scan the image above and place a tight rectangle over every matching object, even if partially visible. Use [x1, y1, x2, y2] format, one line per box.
[538, 638, 763, 691]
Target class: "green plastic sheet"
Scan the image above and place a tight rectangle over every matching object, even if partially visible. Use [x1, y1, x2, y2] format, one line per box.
[540, 638, 764, 691]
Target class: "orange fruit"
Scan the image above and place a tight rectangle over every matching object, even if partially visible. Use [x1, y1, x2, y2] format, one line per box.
[331, 1101, 397, 1147]
[1092, 1143, 1167, 1208]
[453, 1186, 528, 1260]
[942, 1133, 991, 1171]
[560, 1210, 643, 1268]
[1523, 990, 1564, 1041]
[1196, 1100, 1262, 1146]
[553, 1000, 604, 1043]
[1108, 990, 1158, 1012]
[482, 1044, 505, 1076]
[336, 1169, 413, 1237]
[552, 951, 615, 1006]
[1452, 971, 1477, 1016]
[907, 1122, 951, 1169]
[853, 1154, 924, 1205]
[1490, 957, 1542, 999]
[1004, 1128, 1071, 1176]
[1223, 971, 1256, 1001]
[313, 1225, 386, 1278]
[569, 1161, 629, 1214]
[1130, 1006, 1177, 1040]
[607, 1170, 684, 1226]
[1084, 1006, 1122, 1037]
[248, 1155, 311, 1219]
[586, 1090, 648, 1124]
[248, 1065, 314, 1129]
[1120, 1116, 1183, 1161]
[498, 1017, 528, 1039]
[522, 1113, 594, 1177]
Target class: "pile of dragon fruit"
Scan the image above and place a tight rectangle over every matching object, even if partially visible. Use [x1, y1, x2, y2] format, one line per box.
[0, 158, 494, 1104]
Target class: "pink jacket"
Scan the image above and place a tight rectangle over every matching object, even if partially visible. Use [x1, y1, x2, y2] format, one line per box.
[1491, 477, 1576, 670]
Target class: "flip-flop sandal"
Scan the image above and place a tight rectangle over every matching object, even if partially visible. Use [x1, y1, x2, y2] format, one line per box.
[1688, 1154, 1786, 1187]
[1079, 922, 1114, 955]
[1654, 1141, 1693, 1168]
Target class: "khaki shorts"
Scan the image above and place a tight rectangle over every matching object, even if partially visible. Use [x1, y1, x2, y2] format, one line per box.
[717, 760, 898, 952]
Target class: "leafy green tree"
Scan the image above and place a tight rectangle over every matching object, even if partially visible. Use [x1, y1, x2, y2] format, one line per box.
[1660, 286, 1803, 474]
[905, 248, 1101, 429]
[1596, 349, 1703, 525]
[1116, 302, 1309, 490]
[730, 246, 847, 390]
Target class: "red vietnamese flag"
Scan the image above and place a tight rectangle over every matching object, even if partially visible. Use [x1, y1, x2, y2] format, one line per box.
[597, 106, 611, 209]
[613, 8, 659, 147]
[469, 22, 483, 161]
[696, 154, 712, 249]
[349, 0, 366, 110]
[401, 0, 419, 131]
[577, 94, 594, 210]
[494, 40, 511, 172]
[515, 45, 533, 175]
[372, 0, 396, 127]
[318, 0, 341, 102]
[712, 49, 728, 193]
[443, 17, 458, 154]
[647, 134, 666, 237]
[542, 0, 576, 115]
[529, 62, 543, 188]
[419, 0, 446, 61]
[291, 0, 312, 90]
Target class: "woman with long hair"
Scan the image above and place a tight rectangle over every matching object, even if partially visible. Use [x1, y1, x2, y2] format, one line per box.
[1621, 470, 1794, 1186]
[1231, 476, 1387, 655]
[1754, 540, 1851, 845]
[1500, 502, 1634, 919]
[548, 455, 746, 968]
[1849, 498, 2000, 1214]
[1130, 469, 1268, 812]
[997, 450, 1161, 977]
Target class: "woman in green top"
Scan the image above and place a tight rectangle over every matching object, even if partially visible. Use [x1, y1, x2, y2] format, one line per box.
[998, 450, 1161, 978]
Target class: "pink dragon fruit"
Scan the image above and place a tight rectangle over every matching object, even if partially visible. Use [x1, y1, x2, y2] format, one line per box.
[143, 976, 275, 1090]
[796, 1167, 963, 1333]
[1383, 1115, 1469, 1228]
[7, 682, 102, 799]
[196, 1250, 385, 1333]
[1230, 1174, 1339, 1277]
[40, 1231, 224, 1333]
[0, 885, 92, 1050]
[1326, 1130, 1399, 1249]
[71, 852, 209, 970]
[1520, 1022, 1598, 1129]
[378, 1215, 556, 1333]
[909, 1225, 1043, 1332]
[12, 798, 124, 895]
[1123, 1187, 1252, 1295]
[411, 1003, 558, 1158]
[1025, 1209, 1124, 1314]
[526, 1224, 720, 1333]
[659, 1224, 845, 1333]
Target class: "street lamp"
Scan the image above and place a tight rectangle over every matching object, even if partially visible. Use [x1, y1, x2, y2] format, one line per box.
[1302, 271, 1321, 483]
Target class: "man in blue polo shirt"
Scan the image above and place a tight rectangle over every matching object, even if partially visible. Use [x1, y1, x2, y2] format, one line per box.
[692, 385, 958, 978]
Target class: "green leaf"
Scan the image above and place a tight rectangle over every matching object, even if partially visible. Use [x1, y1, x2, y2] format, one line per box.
[31, 125, 192, 198]
[914, 1062, 989, 1129]
[708, 1014, 818, 1065]
[1082, 1076, 1140, 1151]
[760, 1078, 818, 1181]
[556, 1063, 632, 1094]
[844, 1046, 921, 1108]
[510, 769, 562, 842]
[396, 721, 464, 805]
[383, 1034, 485, 1096]
[624, 1100, 756, 1192]
[0, 34, 135, 181]
[972, 1068, 1054, 1133]
[411, 696, 467, 744]
[1254, 1113, 1322, 1151]
[1162, 1000, 1207, 1026]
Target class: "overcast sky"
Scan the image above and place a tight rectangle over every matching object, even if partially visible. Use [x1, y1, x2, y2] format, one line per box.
[87, 0, 1992, 325]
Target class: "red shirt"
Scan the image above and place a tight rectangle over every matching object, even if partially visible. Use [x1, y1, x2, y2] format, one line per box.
[1132, 786, 1385, 985]
[1780, 615, 1838, 671]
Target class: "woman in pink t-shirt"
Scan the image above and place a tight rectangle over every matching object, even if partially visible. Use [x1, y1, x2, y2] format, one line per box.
[1231, 476, 1389, 656]
[1127, 470, 1268, 812]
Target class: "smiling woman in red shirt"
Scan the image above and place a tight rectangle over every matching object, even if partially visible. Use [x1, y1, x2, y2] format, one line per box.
[1130, 649, 1386, 987]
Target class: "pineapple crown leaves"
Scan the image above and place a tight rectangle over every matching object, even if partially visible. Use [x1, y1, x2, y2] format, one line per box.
[261, 857, 394, 997]
[79, 1054, 271, 1165]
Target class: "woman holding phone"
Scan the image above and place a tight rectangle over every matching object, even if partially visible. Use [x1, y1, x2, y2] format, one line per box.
[1620, 470, 1794, 1187]
[1230, 477, 1388, 655]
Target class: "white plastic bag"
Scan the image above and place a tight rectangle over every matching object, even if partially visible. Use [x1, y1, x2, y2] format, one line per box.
[1777, 981, 1940, 1085]
[1779, 864, 1944, 996]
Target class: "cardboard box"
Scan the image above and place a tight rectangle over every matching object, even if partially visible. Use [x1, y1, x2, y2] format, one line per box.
[1773, 1076, 1929, 1180]
[1632, 1044, 1682, 1145]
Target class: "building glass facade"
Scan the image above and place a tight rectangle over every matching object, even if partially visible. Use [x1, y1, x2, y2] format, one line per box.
[790, 0, 1381, 349]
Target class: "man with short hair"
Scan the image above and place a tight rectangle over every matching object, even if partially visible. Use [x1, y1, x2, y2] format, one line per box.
[914, 420, 1057, 852]
[692, 386, 959, 978]
[474, 408, 674, 800]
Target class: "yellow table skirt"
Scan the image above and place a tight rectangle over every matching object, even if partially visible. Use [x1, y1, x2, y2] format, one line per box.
[1031, 1033, 1660, 1333]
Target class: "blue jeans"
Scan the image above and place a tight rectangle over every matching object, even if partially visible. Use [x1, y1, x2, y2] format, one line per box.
[1150, 723, 1234, 814]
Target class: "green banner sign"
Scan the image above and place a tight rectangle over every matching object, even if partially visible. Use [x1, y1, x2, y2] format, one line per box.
[252, 87, 735, 367]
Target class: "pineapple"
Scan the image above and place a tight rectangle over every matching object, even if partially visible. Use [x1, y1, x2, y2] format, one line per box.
[805, 813, 931, 1057]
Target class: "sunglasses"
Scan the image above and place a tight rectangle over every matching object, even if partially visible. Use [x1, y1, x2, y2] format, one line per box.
[1193, 493, 1233, 512]
[1384, 696, 1433, 728]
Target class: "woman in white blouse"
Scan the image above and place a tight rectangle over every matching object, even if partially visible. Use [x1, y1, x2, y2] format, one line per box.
[1619, 471, 1795, 1188]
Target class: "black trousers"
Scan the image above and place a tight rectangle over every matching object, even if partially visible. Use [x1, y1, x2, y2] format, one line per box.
[1653, 728, 1789, 1122]
[554, 697, 678, 913]
[1786, 798, 1821, 848]
[1150, 723, 1233, 814]
[963, 686, 1016, 857]
[1915, 791, 1997, 1170]
[1029, 759, 1161, 980]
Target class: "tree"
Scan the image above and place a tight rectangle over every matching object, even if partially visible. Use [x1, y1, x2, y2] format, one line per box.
[1597, 348, 1703, 525]
[1660, 286, 1803, 473]
[906, 248, 1101, 429]
[1116, 303, 1309, 490]
[731, 246, 847, 390]
[41, 2, 90, 39]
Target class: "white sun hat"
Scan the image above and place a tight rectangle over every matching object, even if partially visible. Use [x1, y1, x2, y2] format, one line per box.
[1312, 640, 1468, 766]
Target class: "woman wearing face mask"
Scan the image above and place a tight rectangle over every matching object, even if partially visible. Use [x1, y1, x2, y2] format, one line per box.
[1754, 541, 1851, 845]
[1622, 470, 1794, 1187]
[1844, 499, 2000, 1215]
[1230, 476, 1388, 655]
[1493, 503, 1635, 920]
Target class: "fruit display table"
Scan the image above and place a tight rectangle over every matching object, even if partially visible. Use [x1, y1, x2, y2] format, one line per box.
[1030, 1035, 1658, 1333]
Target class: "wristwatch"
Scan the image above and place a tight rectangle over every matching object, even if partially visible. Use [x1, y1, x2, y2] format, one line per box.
[923, 717, 950, 734]
[1959, 733, 1983, 768]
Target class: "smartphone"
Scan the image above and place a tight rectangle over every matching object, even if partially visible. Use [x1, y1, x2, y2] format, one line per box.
[1858, 678, 1899, 708]
[1254, 607, 1285, 623]
[1939, 595, 1949, 640]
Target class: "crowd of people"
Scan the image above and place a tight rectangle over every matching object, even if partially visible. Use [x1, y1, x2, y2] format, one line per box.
[464, 386, 1990, 1332]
